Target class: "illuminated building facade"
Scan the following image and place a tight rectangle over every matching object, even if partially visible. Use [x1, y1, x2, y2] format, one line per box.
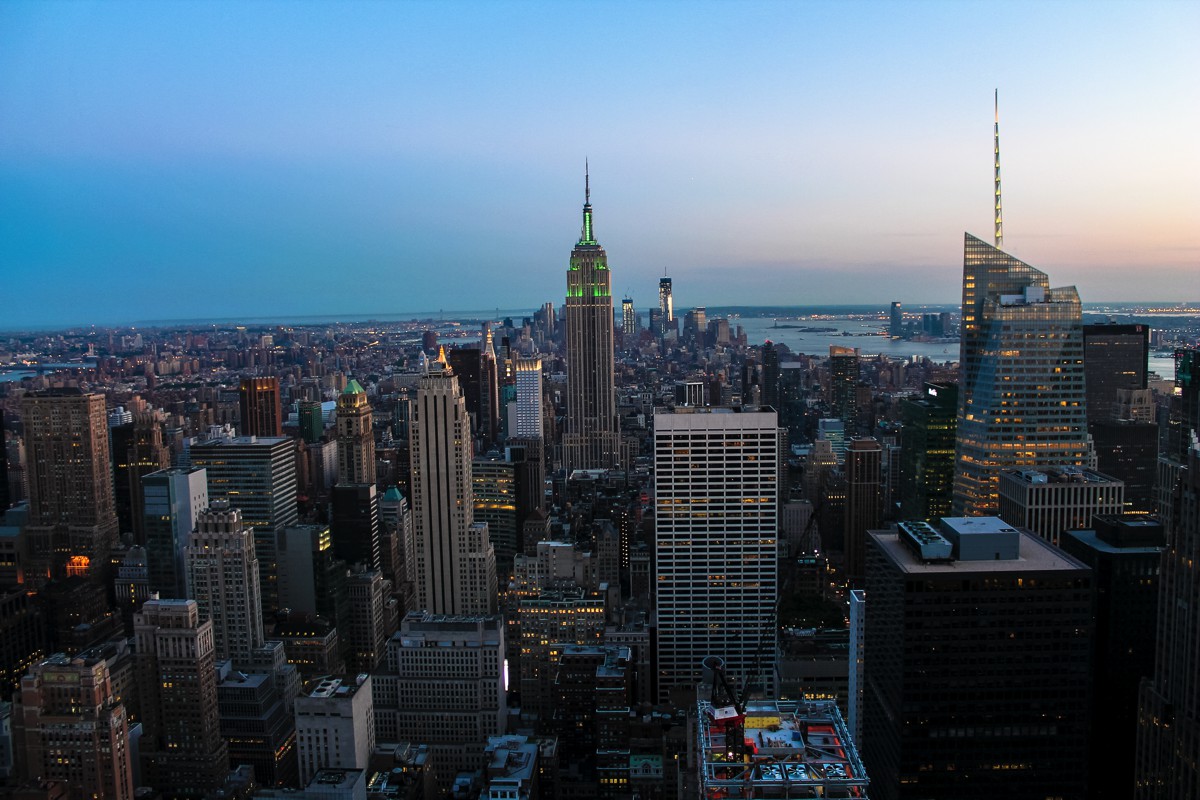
[336, 379, 375, 486]
[239, 377, 283, 437]
[653, 406, 778, 700]
[564, 169, 622, 471]
[899, 383, 957, 521]
[953, 234, 1094, 516]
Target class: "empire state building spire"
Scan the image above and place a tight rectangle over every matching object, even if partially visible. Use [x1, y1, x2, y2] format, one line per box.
[994, 89, 1004, 248]
[579, 159, 596, 246]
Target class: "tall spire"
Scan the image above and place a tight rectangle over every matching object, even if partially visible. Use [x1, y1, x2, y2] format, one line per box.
[579, 159, 596, 246]
[994, 89, 1003, 249]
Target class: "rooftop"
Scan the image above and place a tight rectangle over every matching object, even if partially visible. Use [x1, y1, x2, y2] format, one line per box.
[870, 526, 1090, 575]
[697, 698, 869, 799]
[1000, 466, 1121, 485]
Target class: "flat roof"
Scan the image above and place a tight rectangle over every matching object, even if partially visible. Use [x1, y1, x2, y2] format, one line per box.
[870, 527, 1089, 575]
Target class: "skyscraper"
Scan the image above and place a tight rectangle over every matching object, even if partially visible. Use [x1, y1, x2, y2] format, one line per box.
[899, 382, 957, 521]
[621, 296, 636, 337]
[409, 358, 497, 615]
[336, 379, 376, 486]
[14, 653, 135, 800]
[953, 235, 1093, 515]
[658, 276, 674, 337]
[1083, 323, 1149, 427]
[563, 167, 622, 471]
[843, 436, 883, 586]
[953, 102, 1093, 515]
[480, 324, 502, 445]
[512, 356, 544, 441]
[863, 519, 1092, 800]
[184, 501, 265, 668]
[135, 599, 229, 799]
[653, 406, 778, 699]
[189, 433, 297, 613]
[141, 467, 209, 598]
[21, 389, 119, 583]
[239, 377, 283, 437]
[828, 346, 860, 428]
[1135, 349, 1199, 799]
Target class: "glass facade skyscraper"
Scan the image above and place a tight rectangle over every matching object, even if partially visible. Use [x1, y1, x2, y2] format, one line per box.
[953, 233, 1094, 516]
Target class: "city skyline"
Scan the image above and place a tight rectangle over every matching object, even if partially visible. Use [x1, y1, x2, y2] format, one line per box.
[2, 1, 1197, 329]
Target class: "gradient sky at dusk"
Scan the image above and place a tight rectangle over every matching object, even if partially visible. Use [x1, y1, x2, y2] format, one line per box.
[1, 1, 1197, 328]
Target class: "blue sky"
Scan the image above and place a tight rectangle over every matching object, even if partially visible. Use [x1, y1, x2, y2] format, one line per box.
[1, 1, 1197, 327]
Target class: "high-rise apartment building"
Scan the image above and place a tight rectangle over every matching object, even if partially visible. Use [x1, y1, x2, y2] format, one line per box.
[336, 380, 375, 486]
[899, 382, 957, 521]
[1083, 323, 1149, 427]
[239, 377, 283, 437]
[135, 599, 228, 799]
[189, 434, 297, 613]
[21, 389, 119, 583]
[409, 360, 497, 615]
[653, 407, 778, 699]
[13, 653, 135, 800]
[112, 411, 171, 542]
[512, 357, 544, 441]
[889, 301, 903, 338]
[863, 519, 1092, 800]
[953, 233, 1093, 516]
[141, 466, 209, 598]
[563, 169, 622, 471]
[844, 437, 883, 586]
[184, 501, 265, 668]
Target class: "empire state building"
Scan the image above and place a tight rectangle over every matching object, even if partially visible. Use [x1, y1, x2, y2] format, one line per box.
[564, 167, 622, 471]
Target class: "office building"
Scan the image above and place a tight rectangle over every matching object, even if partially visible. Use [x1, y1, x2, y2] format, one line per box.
[21, 389, 120, 583]
[190, 433, 298, 613]
[380, 613, 506, 790]
[276, 524, 349, 626]
[112, 411, 170, 542]
[863, 519, 1092, 800]
[828, 346, 860, 428]
[343, 567, 395, 673]
[336, 380, 375, 486]
[953, 233, 1094, 516]
[472, 453, 519, 573]
[135, 599, 228, 799]
[517, 586, 606, 722]
[0, 587, 45, 700]
[621, 296, 636, 337]
[890, 301, 903, 337]
[1091, 420, 1159, 512]
[563, 169, 622, 471]
[512, 356, 544, 441]
[330, 483, 381, 571]
[295, 675, 375, 786]
[997, 466, 1124, 546]
[899, 383, 957, 521]
[298, 399, 325, 444]
[817, 417, 846, 464]
[141, 467, 209, 598]
[184, 501, 265, 667]
[658, 276, 674, 337]
[1083, 323, 1149, 427]
[844, 437, 883, 586]
[480, 324, 502, 445]
[1135, 351, 1199, 799]
[1061, 515, 1165, 800]
[0, 409, 8, 511]
[409, 358, 497, 615]
[239, 377, 283, 437]
[654, 407, 778, 699]
[13, 653, 134, 800]
[217, 664, 299, 788]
